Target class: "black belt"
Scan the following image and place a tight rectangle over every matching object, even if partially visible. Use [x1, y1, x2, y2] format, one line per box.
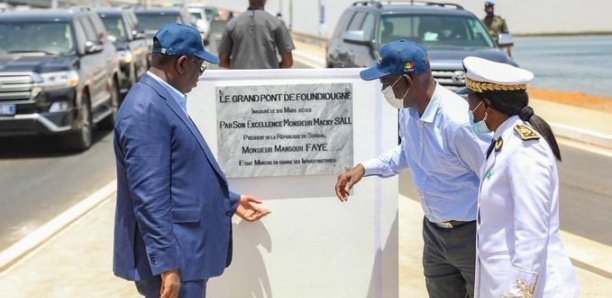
[432, 220, 473, 229]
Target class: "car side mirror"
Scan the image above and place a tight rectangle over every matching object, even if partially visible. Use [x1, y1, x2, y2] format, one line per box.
[497, 33, 514, 47]
[343, 30, 372, 46]
[84, 40, 104, 54]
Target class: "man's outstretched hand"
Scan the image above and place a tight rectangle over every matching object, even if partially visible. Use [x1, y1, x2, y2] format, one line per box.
[236, 195, 271, 222]
[335, 164, 365, 202]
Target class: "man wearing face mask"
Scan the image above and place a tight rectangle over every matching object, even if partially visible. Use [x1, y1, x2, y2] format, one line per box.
[335, 40, 490, 298]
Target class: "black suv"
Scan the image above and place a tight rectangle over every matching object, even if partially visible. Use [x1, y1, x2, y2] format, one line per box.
[327, 1, 515, 90]
[134, 8, 193, 63]
[0, 8, 120, 151]
[98, 8, 148, 95]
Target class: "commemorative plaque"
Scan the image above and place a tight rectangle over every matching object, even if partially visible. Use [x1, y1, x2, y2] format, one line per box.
[216, 83, 353, 177]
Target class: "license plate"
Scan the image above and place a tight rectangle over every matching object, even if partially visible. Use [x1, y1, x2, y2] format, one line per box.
[0, 103, 16, 116]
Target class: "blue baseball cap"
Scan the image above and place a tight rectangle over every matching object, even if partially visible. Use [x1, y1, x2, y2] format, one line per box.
[152, 23, 219, 64]
[360, 39, 430, 81]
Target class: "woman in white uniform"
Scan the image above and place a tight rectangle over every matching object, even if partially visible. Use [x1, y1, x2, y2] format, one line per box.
[460, 57, 579, 298]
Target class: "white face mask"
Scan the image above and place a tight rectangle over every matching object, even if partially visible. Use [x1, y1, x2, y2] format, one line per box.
[382, 76, 409, 109]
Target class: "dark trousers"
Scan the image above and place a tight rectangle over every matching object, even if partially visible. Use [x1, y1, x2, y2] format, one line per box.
[422, 217, 476, 298]
[135, 277, 208, 298]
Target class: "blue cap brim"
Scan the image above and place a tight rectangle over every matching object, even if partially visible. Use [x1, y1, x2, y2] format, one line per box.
[360, 66, 389, 81]
[196, 49, 220, 65]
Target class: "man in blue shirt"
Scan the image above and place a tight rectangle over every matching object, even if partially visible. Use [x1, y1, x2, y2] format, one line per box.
[335, 40, 489, 298]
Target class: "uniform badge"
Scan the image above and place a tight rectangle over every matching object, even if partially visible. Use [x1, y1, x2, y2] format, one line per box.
[494, 137, 503, 153]
[514, 124, 540, 141]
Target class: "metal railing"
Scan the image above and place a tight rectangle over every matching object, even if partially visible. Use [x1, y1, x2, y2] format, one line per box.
[291, 31, 328, 49]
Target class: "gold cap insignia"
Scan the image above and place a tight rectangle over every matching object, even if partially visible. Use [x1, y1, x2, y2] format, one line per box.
[514, 124, 540, 141]
[466, 77, 528, 93]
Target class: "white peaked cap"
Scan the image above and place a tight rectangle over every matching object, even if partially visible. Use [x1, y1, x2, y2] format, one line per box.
[463, 56, 533, 92]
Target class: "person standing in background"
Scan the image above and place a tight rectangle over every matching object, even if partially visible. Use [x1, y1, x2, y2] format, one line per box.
[218, 0, 295, 69]
[482, 0, 512, 57]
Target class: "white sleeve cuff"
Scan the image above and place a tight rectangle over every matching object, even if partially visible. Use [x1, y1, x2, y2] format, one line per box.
[360, 159, 381, 177]
[502, 265, 539, 298]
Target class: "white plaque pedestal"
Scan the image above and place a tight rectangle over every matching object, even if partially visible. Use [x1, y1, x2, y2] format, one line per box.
[189, 68, 399, 298]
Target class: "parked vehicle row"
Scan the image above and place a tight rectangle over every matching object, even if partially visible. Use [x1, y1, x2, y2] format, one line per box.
[98, 8, 148, 94]
[0, 1, 512, 152]
[134, 7, 193, 64]
[0, 8, 119, 151]
[0, 6, 212, 152]
[187, 3, 220, 38]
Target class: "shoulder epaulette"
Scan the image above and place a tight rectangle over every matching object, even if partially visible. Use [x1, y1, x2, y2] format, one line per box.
[514, 124, 540, 141]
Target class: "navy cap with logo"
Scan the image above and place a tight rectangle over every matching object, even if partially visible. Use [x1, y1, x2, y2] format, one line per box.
[152, 23, 219, 64]
[360, 39, 430, 81]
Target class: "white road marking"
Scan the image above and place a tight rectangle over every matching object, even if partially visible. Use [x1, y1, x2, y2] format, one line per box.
[558, 137, 612, 158]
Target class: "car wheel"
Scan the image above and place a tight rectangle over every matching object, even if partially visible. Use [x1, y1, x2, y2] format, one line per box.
[62, 92, 92, 151]
[99, 79, 120, 131]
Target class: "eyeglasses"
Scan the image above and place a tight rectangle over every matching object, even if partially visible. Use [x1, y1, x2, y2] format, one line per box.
[187, 57, 207, 74]
[380, 74, 413, 88]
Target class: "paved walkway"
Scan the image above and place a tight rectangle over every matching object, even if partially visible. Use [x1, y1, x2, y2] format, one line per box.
[1, 194, 611, 297]
[0, 197, 137, 297]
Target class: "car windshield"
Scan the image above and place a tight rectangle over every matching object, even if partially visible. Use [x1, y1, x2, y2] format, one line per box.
[0, 21, 75, 55]
[379, 14, 496, 48]
[100, 15, 128, 43]
[136, 13, 182, 32]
